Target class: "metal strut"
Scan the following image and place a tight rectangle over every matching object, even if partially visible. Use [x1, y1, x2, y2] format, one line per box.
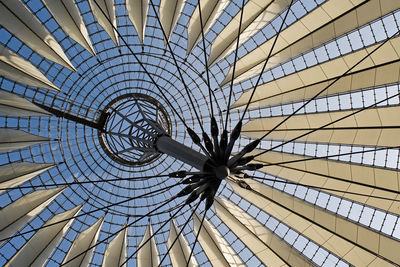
[155, 135, 209, 171]
[34, 102, 109, 131]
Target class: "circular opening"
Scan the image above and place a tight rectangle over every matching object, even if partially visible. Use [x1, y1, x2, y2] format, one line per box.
[99, 93, 172, 166]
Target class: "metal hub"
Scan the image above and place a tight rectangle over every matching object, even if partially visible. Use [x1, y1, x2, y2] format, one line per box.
[99, 93, 171, 166]
[215, 165, 230, 180]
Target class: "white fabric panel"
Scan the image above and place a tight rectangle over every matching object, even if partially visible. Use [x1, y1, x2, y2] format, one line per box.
[137, 224, 160, 267]
[215, 198, 311, 267]
[62, 217, 104, 267]
[252, 150, 400, 215]
[0, 44, 60, 91]
[229, 180, 400, 265]
[168, 220, 198, 267]
[102, 227, 127, 267]
[0, 0, 76, 71]
[0, 90, 51, 117]
[223, 0, 399, 85]
[160, 0, 185, 43]
[0, 129, 49, 154]
[89, 0, 119, 46]
[126, 0, 149, 44]
[187, 0, 230, 54]
[5, 205, 82, 267]
[0, 162, 55, 190]
[0, 187, 65, 245]
[43, 0, 96, 56]
[243, 105, 400, 147]
[193, 212, 245, 267]
[208, 0, 290, 66]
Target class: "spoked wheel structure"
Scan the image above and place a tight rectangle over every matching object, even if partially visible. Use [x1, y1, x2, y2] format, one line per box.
[0, 0, 400, 266]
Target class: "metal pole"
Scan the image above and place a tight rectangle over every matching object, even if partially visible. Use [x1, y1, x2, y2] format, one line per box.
[155, 135, 209, 171]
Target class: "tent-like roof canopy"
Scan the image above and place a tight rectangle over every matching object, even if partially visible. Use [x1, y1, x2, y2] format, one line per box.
[0, 0, 399, 266]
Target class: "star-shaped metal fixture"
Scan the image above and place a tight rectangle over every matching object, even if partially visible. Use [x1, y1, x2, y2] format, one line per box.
[170, 117, 263, 210]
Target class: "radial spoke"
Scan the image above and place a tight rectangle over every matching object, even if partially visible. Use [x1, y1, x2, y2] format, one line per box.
[158, 201, 202, 267]
[240, 0, 295, 122]
[254, 87, 400, 157]
[247, 174, 400, 200]
[186, 208, 207, 267]
[0, 173, 174, 191]
[224, 0, 245, 132]
[149, 0, 205, 134]
[260, 145, 400, 167]
[198, 0, 215, 120]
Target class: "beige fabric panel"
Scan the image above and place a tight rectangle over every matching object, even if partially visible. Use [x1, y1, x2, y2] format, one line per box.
[160, 0, 185, 43]
[126, 0, 149, 44]
[0, 129, 49, 154]
[0, 162, 55, 190]
[6, 205, 82, 267]
[235, 34, 400, 110]
[223, 0, 399, 86]
[215, 198, 311, 266]
[62, 217, 104, 267]
[0, 104, 50, 117]
[43, 0, 96, 56]
[233, 60, 400, 110]
[0, 187, 65, 246]
[243, 105, 400, 147]
[229, 180, 400, 265]
[187, 0, 230, 55]
[0, 90, 51, 117]
[89, 0, 119, 46]
[208, 0, 290, 66]
[0, 0, 75, 71]
[251, 150, 400, 214]
[0, 44, 60, 91]
[102, 227, 127, 267]
[168, 220, 198, 267]
[137, 224, 160, 267]
[193, 212, 245, 267]
[233, 34, 400, 109]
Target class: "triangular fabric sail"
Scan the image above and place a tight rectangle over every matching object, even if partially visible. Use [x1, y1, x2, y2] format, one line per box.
[5, 205, 82, 267]
[43, 0, 96, 56]
[0, 44, 60, 91]
[137, 224, 160, 267]
[0, 187, 65, 246]
[62, 217, 104, 267]
[126, 0, 149, 44]
[0, 0, 76, 71]
[0, 90, 51, 117]
[0, 129, 49, 154]
[89, 0, 119, 46]
[167, 220, 198, 267]
[102, 226, 127, 267]
[0, 162, 55, 190]
[193, 212, 245, 267]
